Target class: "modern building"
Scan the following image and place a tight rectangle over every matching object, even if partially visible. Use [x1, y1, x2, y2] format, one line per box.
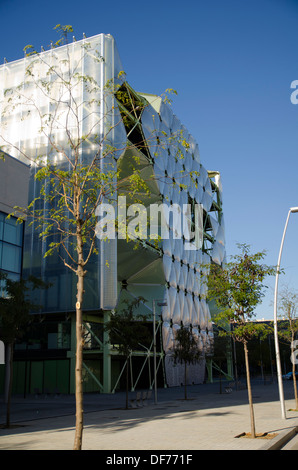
[0, 34, 225, 395]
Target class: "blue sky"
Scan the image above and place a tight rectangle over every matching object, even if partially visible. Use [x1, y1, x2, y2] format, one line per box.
[1, 0, 298, 319]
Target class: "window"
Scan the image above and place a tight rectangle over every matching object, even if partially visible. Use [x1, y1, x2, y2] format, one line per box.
[0, 212, 24, 295]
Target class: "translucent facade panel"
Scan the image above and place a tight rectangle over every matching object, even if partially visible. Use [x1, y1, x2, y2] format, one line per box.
[210, 215, 219, 238]
[193, 296, 201, 326]
[141, 105, 160, 134]
[216, 216, 226, 246]
[170, 115, 181, 135]
[162, 254, 172, 283]
[194, 184, 203, 203]
[201, 330, 207, 350]
[153, 147, 167, 170]
[214, 173, 223, 194]
[141, 105, 160, 158]
[193, 144, 200, 164]
[158, 121, 171, 151]
[168, 157, 177, 180]
[186, 269, 194, 294]
[168, 260, 179, 289]
[211, 241, 225, 265]
[202, 191, 213, 212]
[188, 177, 197, 199]
[173, 238, 183, 261]
[192, 274, 200, 298]
[172, 302, 181, 324]
[178, 264, 188, 291]
[162, 323, 174, 354]
[184, 153, 193, 174]
[159, 101, 173, 129]
[198, 164, 208, 186]
[166, 287, 175, 319]
[162, 239, 172, 257]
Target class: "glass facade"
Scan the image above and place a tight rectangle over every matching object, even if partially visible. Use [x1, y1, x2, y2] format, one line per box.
[0, 211, 24, 295]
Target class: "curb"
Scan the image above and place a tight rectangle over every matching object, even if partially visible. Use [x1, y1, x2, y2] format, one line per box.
[260, 426, 298, 450]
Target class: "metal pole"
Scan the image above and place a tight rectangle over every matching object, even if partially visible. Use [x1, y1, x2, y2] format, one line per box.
[153, 300, 157, 404]
[273, 208, 295, 419]
[152, 299, 167, 404]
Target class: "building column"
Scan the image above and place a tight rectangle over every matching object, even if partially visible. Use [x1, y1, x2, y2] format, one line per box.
[227, 346, 234, 380]
[206, 358, 213, 383]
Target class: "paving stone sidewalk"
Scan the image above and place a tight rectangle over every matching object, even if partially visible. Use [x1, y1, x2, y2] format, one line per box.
[1, 380, 298, 451]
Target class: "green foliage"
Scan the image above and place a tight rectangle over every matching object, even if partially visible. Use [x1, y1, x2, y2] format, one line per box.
[207, 243, 276, 344]
[162, 88, 178, 105]
[23, 24, 74, 56]
[0, 272, 49, 344]
[277, 286, 298, 344]
[212, 328, 230, 360]
[171, 325, 202, 366]
[231, 321, 271, 344]
[104, 297, 150, 358]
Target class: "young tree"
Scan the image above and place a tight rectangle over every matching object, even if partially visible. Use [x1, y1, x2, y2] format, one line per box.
[171, 325, 203, 400]
[0, 272, 48, 428]
[278, 286, 298, 410]
[207, 243, 275, 438]
[104, 297, 150, 409]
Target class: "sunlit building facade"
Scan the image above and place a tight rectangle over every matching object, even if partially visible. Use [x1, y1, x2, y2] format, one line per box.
[0, 34, 225, 394]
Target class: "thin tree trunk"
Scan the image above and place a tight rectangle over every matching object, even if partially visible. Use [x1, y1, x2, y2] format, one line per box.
[243, 341, 256, 438]
[73, 258, 85, 450]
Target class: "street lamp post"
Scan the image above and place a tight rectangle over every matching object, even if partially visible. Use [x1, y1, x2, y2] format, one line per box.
[274, 206, 298, 419]
[153, 299, 167, 404]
